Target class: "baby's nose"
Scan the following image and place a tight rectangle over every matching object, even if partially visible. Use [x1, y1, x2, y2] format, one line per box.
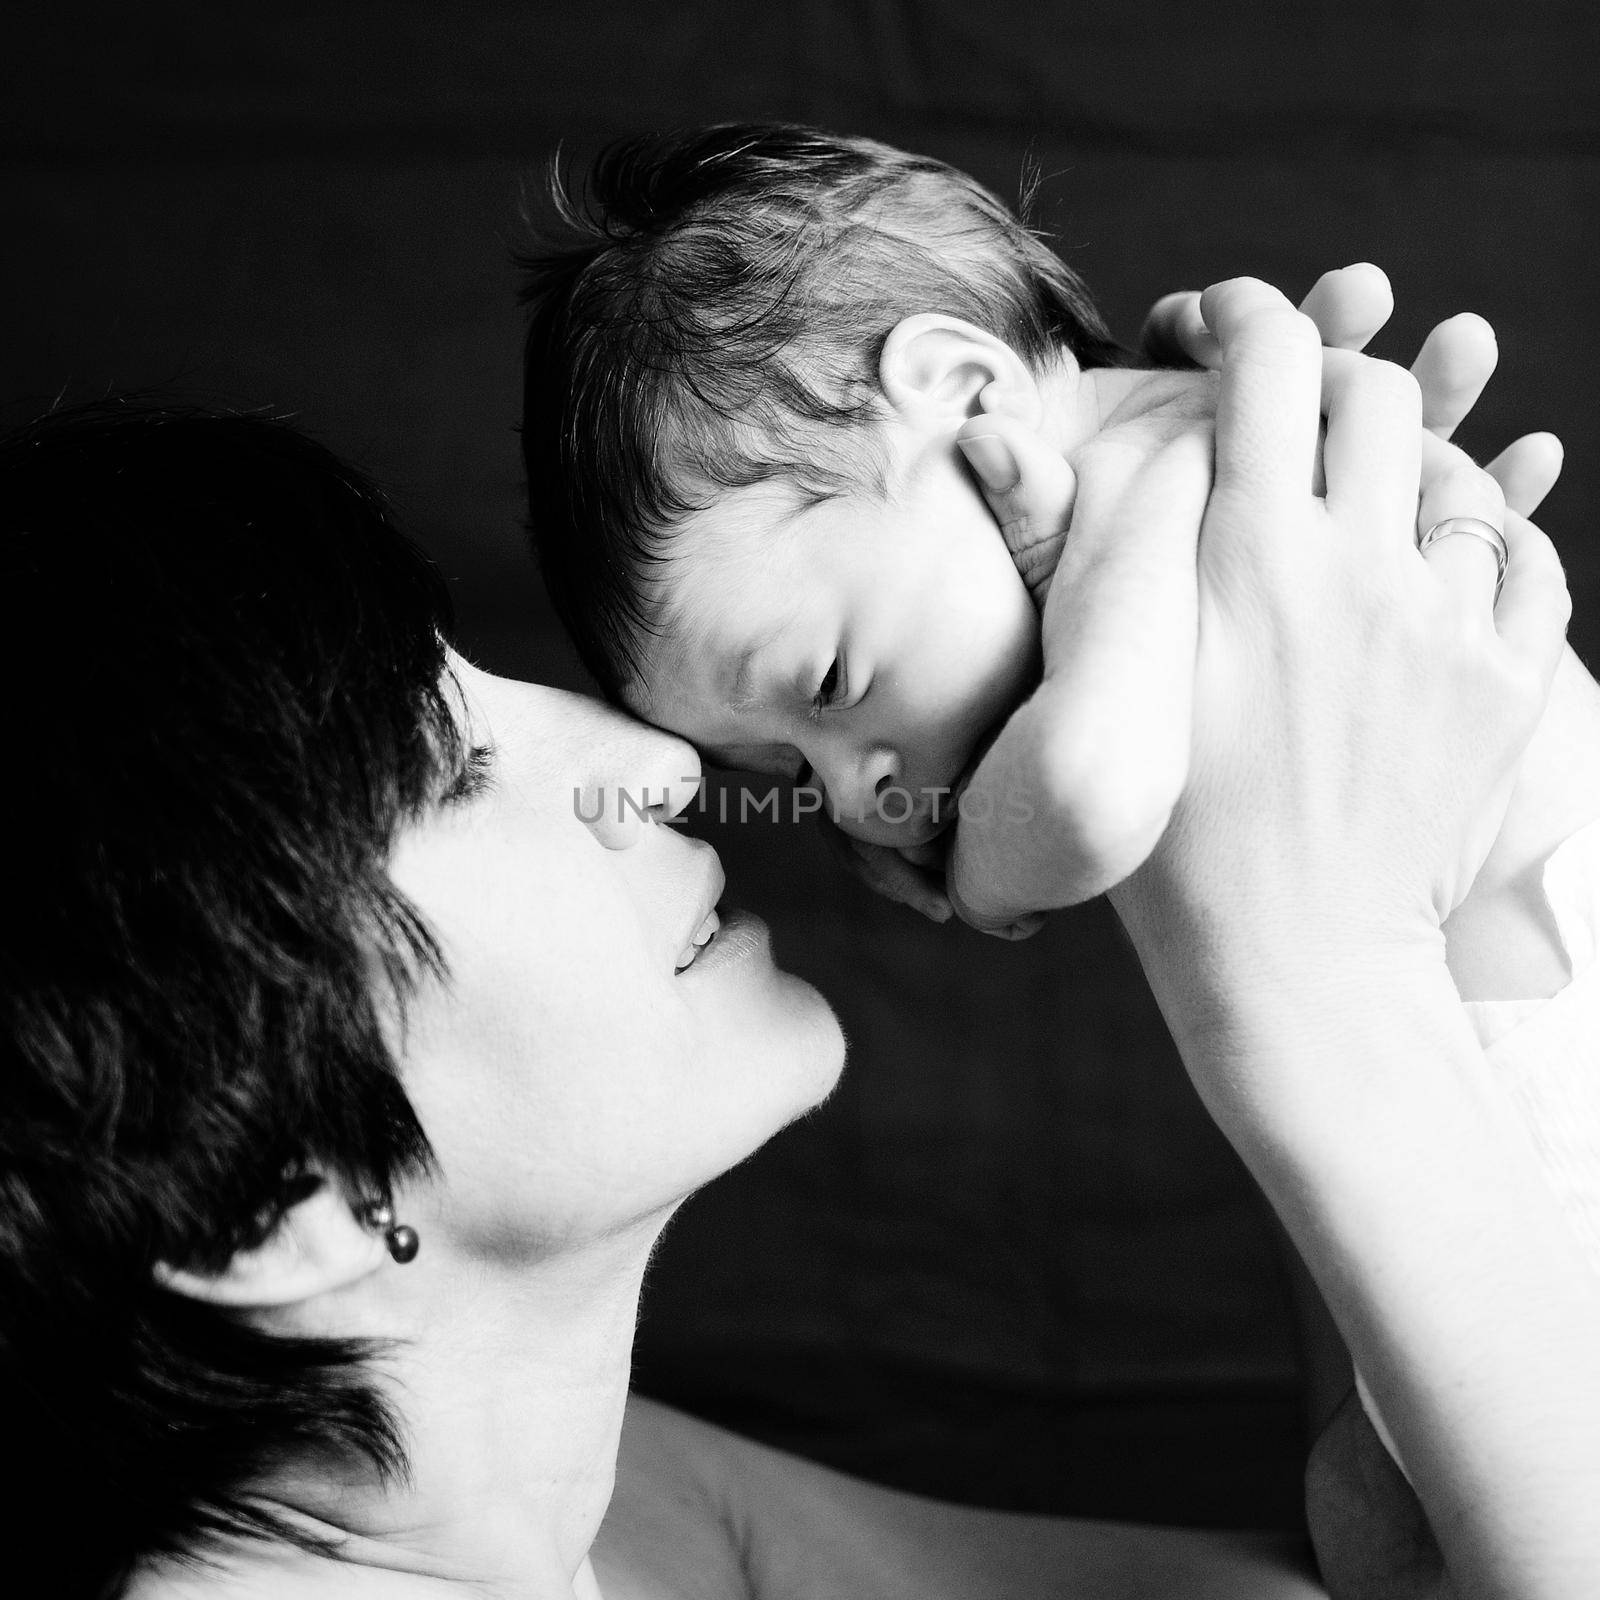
[826, 746, 903, 832]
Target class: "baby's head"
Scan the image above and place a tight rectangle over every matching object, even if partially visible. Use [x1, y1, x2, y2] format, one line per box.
[521, 124, 1122, 843]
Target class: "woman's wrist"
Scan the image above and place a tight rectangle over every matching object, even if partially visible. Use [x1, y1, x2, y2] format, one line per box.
[1114, 866, 1449, 1045]
[1128, 919, 1600, 1594]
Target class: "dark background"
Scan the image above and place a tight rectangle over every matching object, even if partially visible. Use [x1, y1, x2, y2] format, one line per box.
[6, 1, 1597, 1531]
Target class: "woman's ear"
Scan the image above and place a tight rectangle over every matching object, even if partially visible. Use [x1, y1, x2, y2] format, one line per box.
[879, 314, 1042, 431]
[154, 1177, 392, 1309]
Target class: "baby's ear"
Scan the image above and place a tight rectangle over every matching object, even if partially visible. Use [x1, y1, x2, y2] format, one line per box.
[879, 315, 1041, 430]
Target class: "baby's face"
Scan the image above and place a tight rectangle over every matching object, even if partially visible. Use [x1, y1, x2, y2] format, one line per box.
[628, 438, 1041, 847]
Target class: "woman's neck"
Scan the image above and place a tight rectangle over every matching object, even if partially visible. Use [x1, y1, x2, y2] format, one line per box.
[155, 1221, 664, 1600]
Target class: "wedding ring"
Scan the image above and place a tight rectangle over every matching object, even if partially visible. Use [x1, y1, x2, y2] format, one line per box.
[1417, 516, 1509, 594]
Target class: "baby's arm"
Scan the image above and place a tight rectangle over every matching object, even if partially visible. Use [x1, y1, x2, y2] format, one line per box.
[946, 393, 1209, 932]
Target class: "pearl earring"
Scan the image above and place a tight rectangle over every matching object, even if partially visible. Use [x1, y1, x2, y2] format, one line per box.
[358, 1199, 420, 1264]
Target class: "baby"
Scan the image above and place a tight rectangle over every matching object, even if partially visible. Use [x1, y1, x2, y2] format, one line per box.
[518, 124, 1597, 954]
[520, 123, 1210, 932]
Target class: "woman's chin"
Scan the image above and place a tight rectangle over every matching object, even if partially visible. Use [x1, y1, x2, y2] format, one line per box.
[680, 906, 846, 1143]
[747, 970, 848, 1125]
[793, 988, 848, 1099]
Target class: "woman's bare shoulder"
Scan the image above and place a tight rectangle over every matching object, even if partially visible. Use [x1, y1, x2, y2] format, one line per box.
[593, 1395, 1323, 1600]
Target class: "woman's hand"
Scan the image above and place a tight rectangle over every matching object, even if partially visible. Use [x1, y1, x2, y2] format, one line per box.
[947, 385, 1212, 935]
[971, 263, 1564, 614]
[1117, 283, 1567, 956]
[1141, 263, 1564, 517]
[947, 266, 1562, 941]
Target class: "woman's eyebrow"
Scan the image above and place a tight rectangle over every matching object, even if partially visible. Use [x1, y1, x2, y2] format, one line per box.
[441, 742, 495, 805]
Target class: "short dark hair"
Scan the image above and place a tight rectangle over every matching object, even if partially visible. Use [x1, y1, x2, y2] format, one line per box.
[0, 398, 461, 1592]
[519, 123, 1123, 702]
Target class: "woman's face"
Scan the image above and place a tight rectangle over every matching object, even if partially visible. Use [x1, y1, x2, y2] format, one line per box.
[385, 658, 845, 1257]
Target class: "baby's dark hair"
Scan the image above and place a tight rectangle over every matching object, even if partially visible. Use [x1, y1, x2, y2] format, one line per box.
[519, 123, 1122, 702]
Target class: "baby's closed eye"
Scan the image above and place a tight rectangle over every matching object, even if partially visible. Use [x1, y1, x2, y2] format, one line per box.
[814, 656, 840, 705]
[808, 655, 847, 719]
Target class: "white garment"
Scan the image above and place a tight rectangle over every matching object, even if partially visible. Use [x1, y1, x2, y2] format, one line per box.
[1460, 817, 1600, 1266]
[1357, 815, 1600, 1466]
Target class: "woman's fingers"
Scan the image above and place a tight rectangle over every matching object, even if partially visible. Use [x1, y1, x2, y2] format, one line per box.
[956, 414, 1077, 605]
[1139, 290, 1216, 368]
[1492, 509, 1572, 688]
[1415, 463, 1508, 626]
[1318, 347, 1422, 533]
[1154, 271, 1510, 461]
[1409, 313, 1498, 440]
[1297, 262, 1394, 351]
[946, 870, 1047, 939]
[815, 812, 953, 921]
[1145, 263, 1392, 368]
[1485, 432, 1564, 519]
[1412, 434, 1568, 685]
[1201, 277, 1324, 517]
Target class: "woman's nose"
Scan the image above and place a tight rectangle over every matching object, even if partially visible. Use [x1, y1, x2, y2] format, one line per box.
[576, 705, 704, 850]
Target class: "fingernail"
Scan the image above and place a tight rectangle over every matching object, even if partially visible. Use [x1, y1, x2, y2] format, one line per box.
[957, 433, 1020, 493]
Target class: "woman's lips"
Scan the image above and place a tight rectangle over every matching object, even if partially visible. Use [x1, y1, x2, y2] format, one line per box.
[675, 906, 769, 978]
[674, 905, 722, 972]
[671, 849, 727, 973]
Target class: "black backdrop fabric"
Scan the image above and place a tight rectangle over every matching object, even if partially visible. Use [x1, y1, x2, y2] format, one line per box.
[6, 0, 1597, 1530]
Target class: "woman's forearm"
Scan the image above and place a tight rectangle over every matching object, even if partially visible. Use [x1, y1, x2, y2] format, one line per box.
[1005, 272, 1589, 1596]
[1133, 921, 1600, 1600]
